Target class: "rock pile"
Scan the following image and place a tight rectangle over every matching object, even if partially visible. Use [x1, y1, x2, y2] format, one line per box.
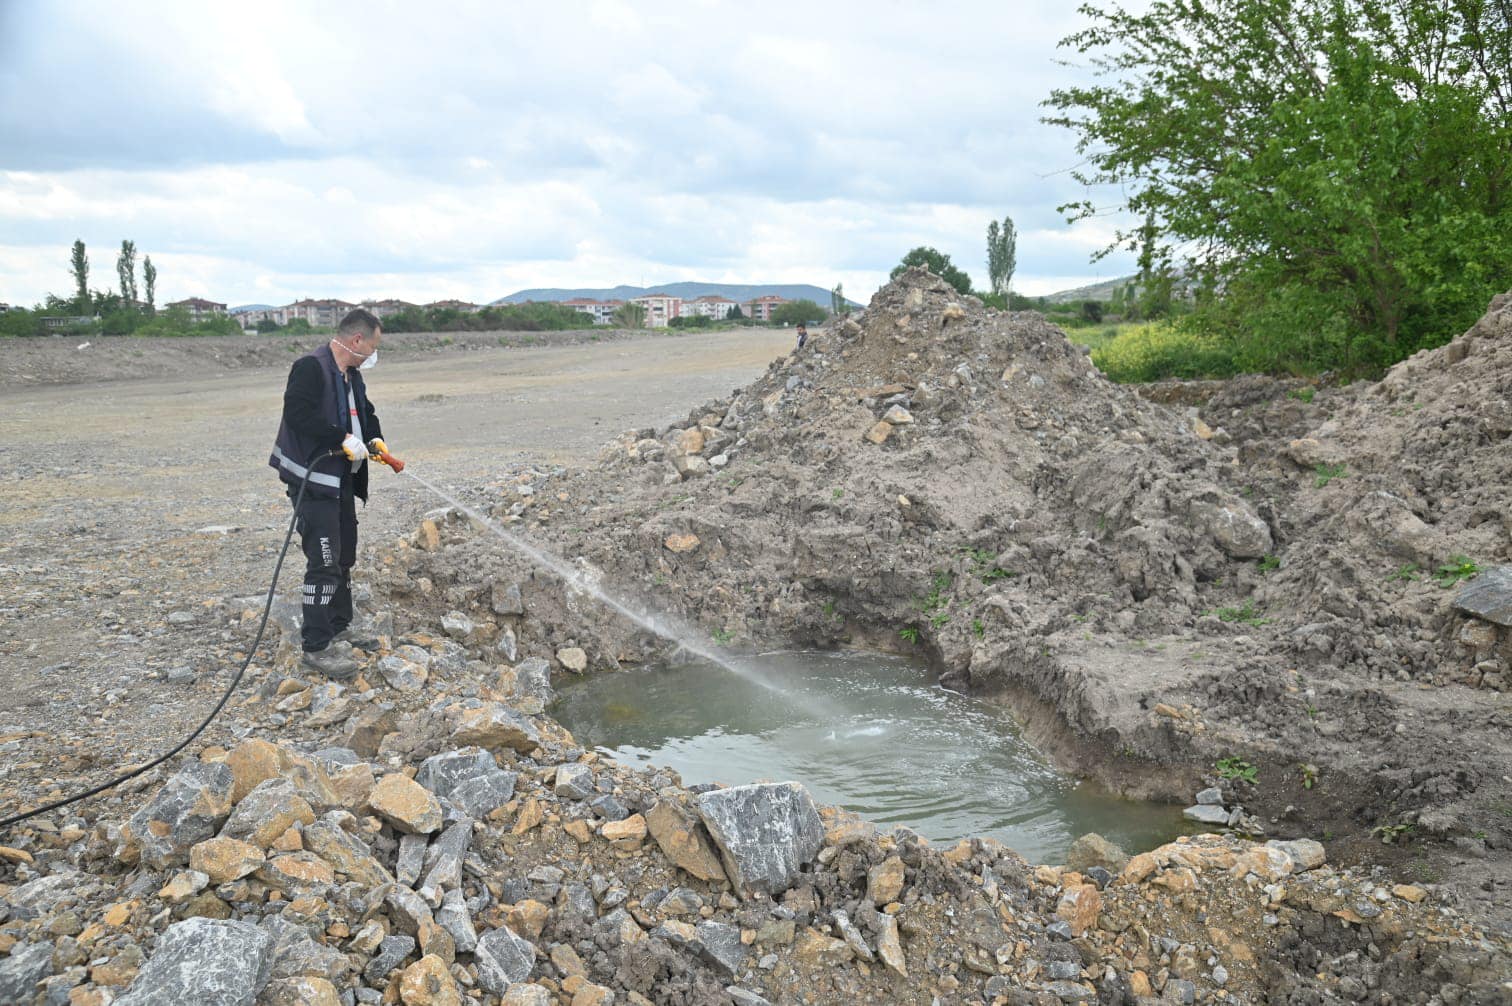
[1, 641, 1505, 1004]
[378, 271, 1510, 914]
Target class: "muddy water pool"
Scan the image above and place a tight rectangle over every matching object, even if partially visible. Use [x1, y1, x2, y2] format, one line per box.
[554, 649, 1187, 863]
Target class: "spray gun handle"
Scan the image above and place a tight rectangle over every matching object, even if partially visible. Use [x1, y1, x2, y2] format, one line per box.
[367, 439, 405, 473]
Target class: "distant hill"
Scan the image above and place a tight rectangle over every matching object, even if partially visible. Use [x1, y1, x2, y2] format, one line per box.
[1042, 276, 1137, 304]
[230, 304, 277, 313]
[494, 282, 860, 308]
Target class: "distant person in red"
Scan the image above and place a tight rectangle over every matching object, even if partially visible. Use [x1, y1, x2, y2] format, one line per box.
[268, 308, 386, 680]
[795, 322, 808, 350]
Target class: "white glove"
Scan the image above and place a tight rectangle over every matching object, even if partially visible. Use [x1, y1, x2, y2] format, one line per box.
[341, 433, 369, 461]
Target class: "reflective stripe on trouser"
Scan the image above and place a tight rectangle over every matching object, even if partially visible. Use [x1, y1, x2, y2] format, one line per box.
[291, 481, 358, 652]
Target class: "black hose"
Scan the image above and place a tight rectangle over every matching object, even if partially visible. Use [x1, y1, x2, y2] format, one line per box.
[0, 448, 338, 831]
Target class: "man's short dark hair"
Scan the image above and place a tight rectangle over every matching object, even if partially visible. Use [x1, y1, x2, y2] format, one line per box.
[338, 308, 381, 339]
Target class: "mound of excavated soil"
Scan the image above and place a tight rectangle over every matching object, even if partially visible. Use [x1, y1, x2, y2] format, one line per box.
[380, 271, 1511, 931]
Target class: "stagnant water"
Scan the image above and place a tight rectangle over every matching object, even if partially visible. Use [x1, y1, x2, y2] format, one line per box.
[555, 650, 1188, 864]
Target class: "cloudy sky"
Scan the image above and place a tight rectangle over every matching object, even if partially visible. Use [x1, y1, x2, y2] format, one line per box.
[0, 1, 1137, 309]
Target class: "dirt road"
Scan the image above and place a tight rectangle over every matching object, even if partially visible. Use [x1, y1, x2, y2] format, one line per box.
[0, 329, 792, 811]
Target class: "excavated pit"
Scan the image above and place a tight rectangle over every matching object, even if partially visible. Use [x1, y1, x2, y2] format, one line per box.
[374, 271, 1512, 933]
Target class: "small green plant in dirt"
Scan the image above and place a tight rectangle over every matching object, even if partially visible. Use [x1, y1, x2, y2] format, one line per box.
[711, 627, 734, 645]
[972, 618, 985, 639]
[822, 599, 840, 621]
[1406, 859, 1442, 883]
[1300, 763, 1319, 789]
[1258, 555, 1281, 573]
[929, 611, 951, 629]
[832, 487, 844, 499]
[960, 547, 1015, 584]
[898, 626, 920, 644]
[1214, 600, 1268, 625]
[1287, 386, 1316, 403]
[1304, 703, 1319, 720]
[1391, 562, 1420, 582]
[1313, 462, 1348, 488]
[1434, 555, 1480, 588]
[1216, 756, 1258, 784]
[921, 571, 953, 613]
[1372, 822, 1414, 845]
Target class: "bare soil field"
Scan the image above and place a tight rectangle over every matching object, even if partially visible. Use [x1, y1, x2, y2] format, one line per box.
[0, 326, 792, 806]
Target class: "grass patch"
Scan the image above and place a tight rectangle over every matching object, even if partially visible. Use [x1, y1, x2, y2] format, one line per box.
[1090, 321, 1238, 383]
[1216, 756, 1258, 784]
[1213, 600, 1269, 625]
[1434, 555, 1480, 588]
[1313, 462, 1348, 488]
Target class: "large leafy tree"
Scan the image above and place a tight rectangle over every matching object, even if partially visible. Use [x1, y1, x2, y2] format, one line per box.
[1044, 0, 1512, 372]
[891, 246, 973, 295]
[771, 299, 828, 326]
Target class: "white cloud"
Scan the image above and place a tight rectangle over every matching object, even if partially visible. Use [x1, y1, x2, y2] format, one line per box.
[0, 2, 1139, 307]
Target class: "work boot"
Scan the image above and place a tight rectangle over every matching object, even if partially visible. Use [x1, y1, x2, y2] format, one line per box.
[332, 626, 378, 650]
[302, 643, 358, 682]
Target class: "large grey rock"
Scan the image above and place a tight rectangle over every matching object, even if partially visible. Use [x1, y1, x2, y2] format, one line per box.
[262, 916, 347, 982]
[437, 889, 478, 953]
[4, 872, 84, 916]
[1455, 566, 1512, 626]
[511, 657, 553, 704]
[361, 934, 415, 985]
[554, 763, 595, 800]
[696, 921, 749, 977]
[127, 761, 236, 868]
[1183, 804, 1230, 825]
[0, 941, 53, 1003]
[419, 818, 473, 898]
[696, 782, 824, 897]
[116, 917, 274, 1006]
[416, 748, 517, 817]
[1189, 492, 1272, 559]
[474, 925, 535, 993]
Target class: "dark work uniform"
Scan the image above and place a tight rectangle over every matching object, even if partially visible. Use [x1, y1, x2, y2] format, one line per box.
[268, 343, 382, 652]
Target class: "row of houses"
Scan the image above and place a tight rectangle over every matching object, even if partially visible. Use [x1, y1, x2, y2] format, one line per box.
[560, 293, 788, 326]
[226, 293, 793, 330]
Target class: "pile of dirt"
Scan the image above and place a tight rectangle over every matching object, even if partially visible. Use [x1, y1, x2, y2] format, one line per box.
[378, 270, 1511, 930]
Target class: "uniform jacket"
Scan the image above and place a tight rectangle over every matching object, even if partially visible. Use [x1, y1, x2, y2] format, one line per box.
[269, 343, 383, 500]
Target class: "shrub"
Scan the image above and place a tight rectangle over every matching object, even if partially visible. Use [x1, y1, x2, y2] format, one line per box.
[1091, 322, 1237, 383]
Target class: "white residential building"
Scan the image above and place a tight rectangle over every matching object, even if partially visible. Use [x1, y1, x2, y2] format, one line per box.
[165, 297, 228, 321]
[560, 298, 621, 325]
[285, 298, 357, 327]
[631, 293, 682, 328]
[682, 295, 738, 320]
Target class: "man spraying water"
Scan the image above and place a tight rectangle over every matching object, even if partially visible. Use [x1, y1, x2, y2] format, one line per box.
[269, 307, 400, 680]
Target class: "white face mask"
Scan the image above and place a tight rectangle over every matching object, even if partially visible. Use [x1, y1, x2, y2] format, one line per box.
[336, 338, 378, 371]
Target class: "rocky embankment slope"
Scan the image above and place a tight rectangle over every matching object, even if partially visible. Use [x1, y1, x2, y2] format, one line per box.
[1, 273, 1508, 1004]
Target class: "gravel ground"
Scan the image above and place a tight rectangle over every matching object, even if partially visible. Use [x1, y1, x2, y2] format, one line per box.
[0, 327, 793, 822]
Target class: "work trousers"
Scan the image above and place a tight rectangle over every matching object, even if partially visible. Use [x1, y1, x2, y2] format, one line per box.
[290, 480, 357, 652]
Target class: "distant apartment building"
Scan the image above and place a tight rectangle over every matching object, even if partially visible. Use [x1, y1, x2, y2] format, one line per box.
[166, 297, 228, 321]
[361, 298, 419, 319]
[285, 298, 356, 328]
[631, 293, 682, 328]
[560, 298, 621, 325]
[682, 295, 738, 320]
[425, 299, 480, 314]
[232, 307, 288, 329]
[741, 294, 786, 322]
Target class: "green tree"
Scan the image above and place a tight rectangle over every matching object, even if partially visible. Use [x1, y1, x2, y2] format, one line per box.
[613, 302, 647, 328]
[891, 246, 972, 295]
[69, 240, 89, 311]
[986, 216, 1017, 297]
[142, 256, 157, 310]
[830, 283, 849, 315]
[1044, 0, 1512, 374]
[727, 303, 744, 320]
[771, 299, 828, 326]
[116, 240, 138, 305]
